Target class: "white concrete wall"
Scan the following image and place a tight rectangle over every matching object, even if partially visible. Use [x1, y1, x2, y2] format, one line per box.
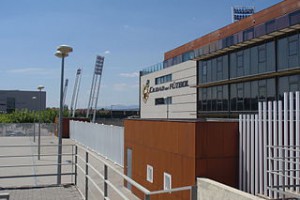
[140, 60, 197, 119]
[197, 178, 265, 200]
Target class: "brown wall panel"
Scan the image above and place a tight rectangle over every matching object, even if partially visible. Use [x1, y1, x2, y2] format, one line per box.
[124, 119, 197, 200]
[196, 157, 238, 188]
[195, 121, 239, 188]
[124, 119, 238, 199]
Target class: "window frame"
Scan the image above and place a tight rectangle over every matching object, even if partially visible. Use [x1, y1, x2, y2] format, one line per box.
[163, 172, 172, 190]
[146, 165, 153, 183]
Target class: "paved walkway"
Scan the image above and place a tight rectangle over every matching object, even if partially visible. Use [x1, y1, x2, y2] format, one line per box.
[0, 185, 82, 200]
[0, 135, 139, 200]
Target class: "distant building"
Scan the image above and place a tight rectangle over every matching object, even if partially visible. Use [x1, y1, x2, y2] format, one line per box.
[0, 90, 46, 113]
[232, 6, 255, 22]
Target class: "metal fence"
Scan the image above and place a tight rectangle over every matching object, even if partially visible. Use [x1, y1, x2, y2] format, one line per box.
[267, 146, 300, 199]
[0, 123, 56, 137]
[0, 135, 196, 200]
[75, 144, 197, 200]
[0, 143, 75, 187]
[69, 121, 124, 167]
[239, 91, 300, 199]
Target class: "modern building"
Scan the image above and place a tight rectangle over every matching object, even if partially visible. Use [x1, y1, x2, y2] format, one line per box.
[141, 0, 300, 119]
[140, 61, 197, 119]
[0, 90, 46, 113]
[125, 0, 300, 199]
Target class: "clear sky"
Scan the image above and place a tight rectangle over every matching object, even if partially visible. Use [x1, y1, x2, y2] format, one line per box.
[0, 0, 282, 108]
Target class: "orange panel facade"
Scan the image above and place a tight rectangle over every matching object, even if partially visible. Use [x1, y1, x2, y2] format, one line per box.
[124, 119, 238, 200]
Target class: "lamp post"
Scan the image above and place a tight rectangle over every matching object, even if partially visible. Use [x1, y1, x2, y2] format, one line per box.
[165, 97, 169, 119]
[37, 85, 44, 160]
[111, 105, 115, 119]
[32, 96, 37, 142]
[55, 44, 73, 185]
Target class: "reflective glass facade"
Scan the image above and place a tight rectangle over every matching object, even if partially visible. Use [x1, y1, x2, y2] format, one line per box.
[198, 32, 300, 117]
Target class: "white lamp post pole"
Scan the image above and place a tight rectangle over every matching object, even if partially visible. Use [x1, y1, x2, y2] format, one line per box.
[37, 85, 44, 160]
[55, 45, 73, 185]
[32, 96, 37, 142]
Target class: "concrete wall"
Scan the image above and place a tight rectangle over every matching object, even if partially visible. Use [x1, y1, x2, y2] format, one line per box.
[140, 60, 197, 119]
[197, 178, 265, 200]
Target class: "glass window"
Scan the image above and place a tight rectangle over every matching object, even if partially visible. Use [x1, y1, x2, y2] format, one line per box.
[207, 60, 212, 83]
[266, 41, 275, 72]
[230, 53, 237, 78]
[211, 87, 217, 111]
[155, 74, 172, 85]
[211, 58, 217, 82]
[202, 88, 207, 111]
[231, 84, 237, 111]
[217, 86, 223, 111]
[155, 98, 164, 105]
[258, 45, 266, 63]
[146, 165, 153, 183]
[223, 85, 229, 111]
[250, 46, 259, 75]
[278, 33, 300, 70]
[288, 34, 299, 68]
[278, 75, 300, 100]
[251, 81, 258, 111]
[267, 78, 275, 102]
[258, 80, 267, 102]
[164, 173, 172, 190]
[288, 35, 298, 56]
[278, 76, 289, 100]
[244, 82, 251, 110]
[207, 87, 212, 111]
[237, 83, 244, 111]
[278, 37, 288, 70]
[165, 97, 172, 105]
[237, 52, 244, 77]
[183, 51, 195, 62]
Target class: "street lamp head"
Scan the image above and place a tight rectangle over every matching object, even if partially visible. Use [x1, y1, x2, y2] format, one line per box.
[57, 45, 73, 55]
[37, 85, 44, 90]
[55, 50, 70, 58]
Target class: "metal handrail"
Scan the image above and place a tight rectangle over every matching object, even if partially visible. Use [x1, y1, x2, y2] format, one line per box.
[267, 145, 300, 200]
[0, 144, 74, 148]
[75, 143, 196, 200]
[0, 143, 76, 183]
[76, 144, 151, 195]
[0, 153, 74, 158]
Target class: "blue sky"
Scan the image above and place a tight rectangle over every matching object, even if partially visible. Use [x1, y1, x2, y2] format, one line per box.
[0, 0, 281, 108]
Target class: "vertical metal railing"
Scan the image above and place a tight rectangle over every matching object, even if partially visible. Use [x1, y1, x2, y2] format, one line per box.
[85, 152, 89, 200]
[75, 145, 78, 186]
[239, 91, 300, 199]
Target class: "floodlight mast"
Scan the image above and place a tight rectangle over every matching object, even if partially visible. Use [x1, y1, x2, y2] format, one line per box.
[70, 68, 82, 117]
[86, 55, 104, 122]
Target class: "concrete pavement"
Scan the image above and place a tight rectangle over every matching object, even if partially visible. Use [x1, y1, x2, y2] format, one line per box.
[0, 135, 139, 200]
